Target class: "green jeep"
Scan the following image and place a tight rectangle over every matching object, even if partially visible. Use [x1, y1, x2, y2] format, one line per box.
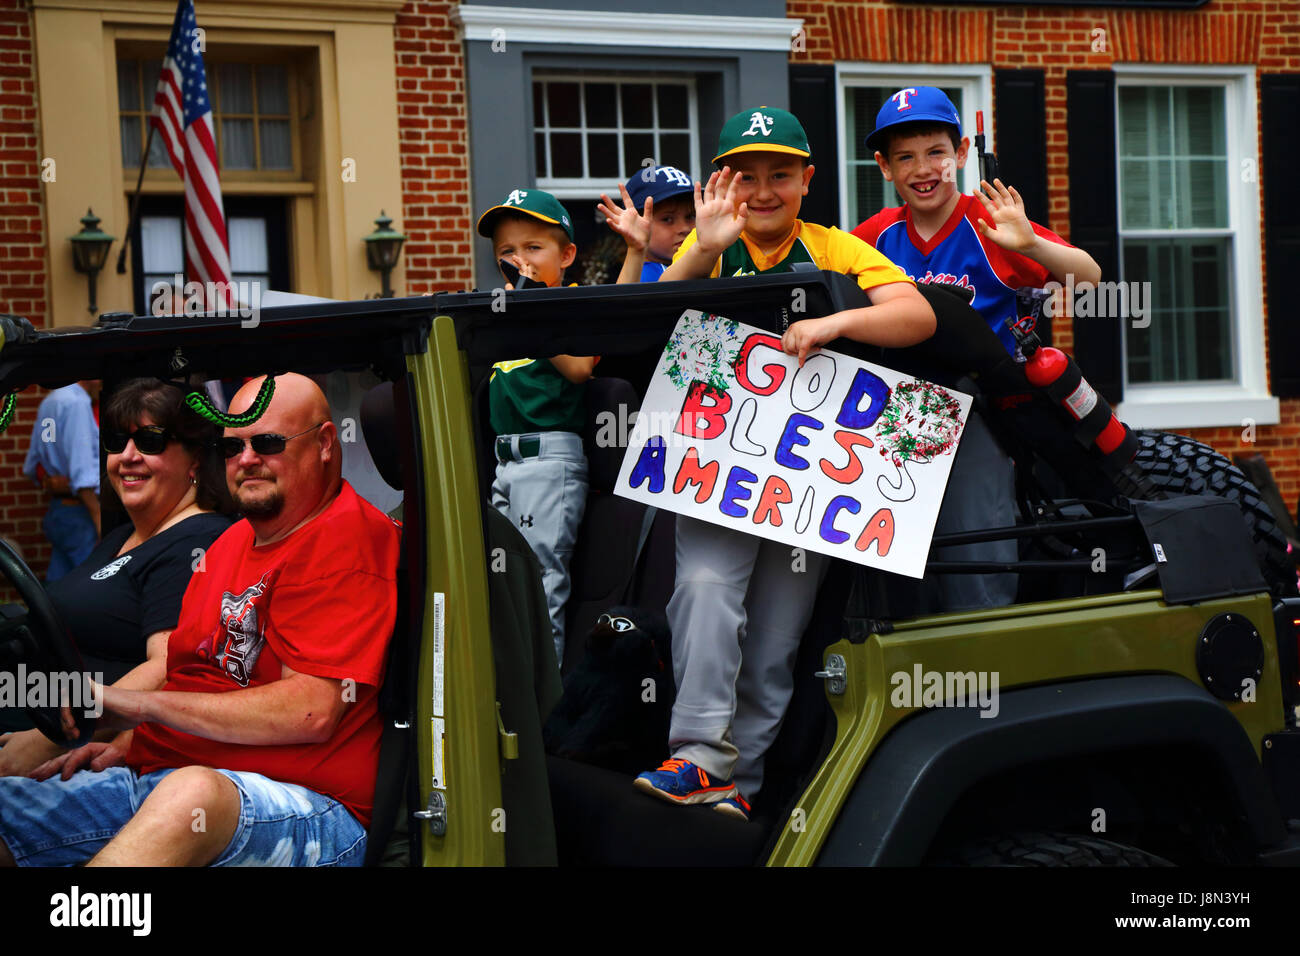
[1, 270, 1298, 867]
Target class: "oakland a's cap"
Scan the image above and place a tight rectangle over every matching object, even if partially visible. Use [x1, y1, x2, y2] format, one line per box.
[624, 165, 695, 210]
[713, 107, 811, 164]
[866, 87, 962, 155]
[477, 187, 574, 240]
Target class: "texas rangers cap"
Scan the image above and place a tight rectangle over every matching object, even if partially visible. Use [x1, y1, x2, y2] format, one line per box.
[624, 165, 695, 210]
[713, 106, 811, 164]
[477, 187, 574, 241]
[865, 87, 962, 155]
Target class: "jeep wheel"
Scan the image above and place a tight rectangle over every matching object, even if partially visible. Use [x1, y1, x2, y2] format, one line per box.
[941, 831, 1173, 867]
[1133, 430, 1299, 597]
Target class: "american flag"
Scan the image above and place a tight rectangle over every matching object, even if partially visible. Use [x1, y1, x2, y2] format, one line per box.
[151, 0, 231, 306]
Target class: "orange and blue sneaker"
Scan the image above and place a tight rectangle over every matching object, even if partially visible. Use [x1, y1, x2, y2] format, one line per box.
[713, 794, 751, 822]
[634, 758, 738, 805]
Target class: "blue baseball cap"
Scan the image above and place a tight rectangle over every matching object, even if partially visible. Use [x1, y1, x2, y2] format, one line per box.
[865, 87, 962, 155]
[624, 165, 695, 210]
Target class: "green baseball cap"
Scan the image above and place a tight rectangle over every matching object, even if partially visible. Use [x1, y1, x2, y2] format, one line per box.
[477, 187, 574, 241]
[713, 106, 811, 164]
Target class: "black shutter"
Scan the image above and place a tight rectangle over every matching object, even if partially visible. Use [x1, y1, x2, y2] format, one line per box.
[789, 64, 838, 228]
[994, 69, 1048, 223]
[1066, 69, 1122, 403]
[995, 69, 1050, 342]
[1262, 75, 1300, 398]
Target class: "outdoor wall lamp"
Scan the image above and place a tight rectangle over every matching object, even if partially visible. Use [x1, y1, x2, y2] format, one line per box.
[364, 211, 407, 298]
[69, 208, 115, 316]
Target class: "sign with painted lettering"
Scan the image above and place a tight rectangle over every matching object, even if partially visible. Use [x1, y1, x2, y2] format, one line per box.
[614, 310, 971, 578]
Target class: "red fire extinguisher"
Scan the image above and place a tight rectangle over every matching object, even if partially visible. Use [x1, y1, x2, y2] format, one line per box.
[1007, 303, 1144, 485]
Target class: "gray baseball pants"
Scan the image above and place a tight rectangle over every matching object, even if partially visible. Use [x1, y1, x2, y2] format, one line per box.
[667, 515, 830, 800]
[491, 430, 588, 664]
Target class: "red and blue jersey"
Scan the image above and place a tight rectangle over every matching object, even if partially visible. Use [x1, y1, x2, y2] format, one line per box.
[853, 194, 1070, 355]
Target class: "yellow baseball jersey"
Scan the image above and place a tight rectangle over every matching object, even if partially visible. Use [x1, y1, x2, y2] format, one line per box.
[672, 220, 914, 292]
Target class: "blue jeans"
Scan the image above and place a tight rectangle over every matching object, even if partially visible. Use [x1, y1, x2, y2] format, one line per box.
[0, 767, 366, 866]
[43, 501, 97, 582]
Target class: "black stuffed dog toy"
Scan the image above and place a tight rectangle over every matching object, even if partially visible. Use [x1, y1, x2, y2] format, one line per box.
[543, 606, 673, 774]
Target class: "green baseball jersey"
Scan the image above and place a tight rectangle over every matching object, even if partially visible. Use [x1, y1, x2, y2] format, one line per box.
[717, 232, 816, 276]
[489, 359, 586, 435]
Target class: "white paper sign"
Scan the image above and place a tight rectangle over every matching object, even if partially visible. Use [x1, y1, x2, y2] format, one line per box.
[613, 310, 971, 579]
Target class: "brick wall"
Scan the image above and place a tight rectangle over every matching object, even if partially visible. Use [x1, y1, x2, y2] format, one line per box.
[395, 0, 474, 295]
[788, 0, 1300, 516]
[0, 0, 48, 576]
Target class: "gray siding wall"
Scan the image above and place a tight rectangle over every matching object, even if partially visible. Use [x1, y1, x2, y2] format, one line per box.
[465, 39, 790, 289]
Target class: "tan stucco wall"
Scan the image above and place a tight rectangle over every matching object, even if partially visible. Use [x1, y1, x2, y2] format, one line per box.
[32, 0, 406, 324]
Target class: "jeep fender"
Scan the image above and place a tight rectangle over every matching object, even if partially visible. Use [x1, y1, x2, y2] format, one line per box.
[815, 674, 1286, 865]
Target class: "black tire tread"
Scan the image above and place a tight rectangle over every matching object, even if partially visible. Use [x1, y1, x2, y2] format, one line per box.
[946, 830, 1172, 867]
[1133, 430, 1299, 597]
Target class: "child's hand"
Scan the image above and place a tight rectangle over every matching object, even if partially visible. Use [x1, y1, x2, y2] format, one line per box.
[976, 178, 1036, 254]
[692, 167, 748, 257]
[597, 184, 651, 253]
[782, 315, 842, 368]
[501, 253, 541, 291]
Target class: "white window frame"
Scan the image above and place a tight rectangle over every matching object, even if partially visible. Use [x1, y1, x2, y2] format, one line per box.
[835, 63, 993, 232]
[1113, 64, 1275, 430]
[533, 72, 700, 200]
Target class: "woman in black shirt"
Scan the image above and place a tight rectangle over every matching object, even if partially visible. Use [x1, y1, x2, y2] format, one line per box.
[0, 378, 236, 774]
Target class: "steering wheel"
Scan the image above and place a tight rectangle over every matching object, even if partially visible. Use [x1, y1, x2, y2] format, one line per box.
[0, 538, 98, 746]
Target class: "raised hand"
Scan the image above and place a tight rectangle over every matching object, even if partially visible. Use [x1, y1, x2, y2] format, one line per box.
[976, 178, 1036, 253]
[692, 166, 748, 257]
[597, 183, 652, 253]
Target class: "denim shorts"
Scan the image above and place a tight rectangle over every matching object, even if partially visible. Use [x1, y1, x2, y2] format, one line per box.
[0, 766, 366, 867]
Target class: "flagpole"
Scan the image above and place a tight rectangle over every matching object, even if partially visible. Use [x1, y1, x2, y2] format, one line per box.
[115, 123, 157, 275]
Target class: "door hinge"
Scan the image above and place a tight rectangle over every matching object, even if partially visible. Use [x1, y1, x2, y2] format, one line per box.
[815, 653, 847, 696]
[412, 788, 447, 836]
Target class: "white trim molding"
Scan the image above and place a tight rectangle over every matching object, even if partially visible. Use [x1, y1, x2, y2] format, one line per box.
[834, 63, 993, 233]
[453, 5, 803, 51]
[1116, 392, 1280, 431]
[1112, 64, 1270, 432]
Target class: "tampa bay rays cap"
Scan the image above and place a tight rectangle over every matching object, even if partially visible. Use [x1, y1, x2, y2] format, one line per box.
[477, 187, 574, 241]
[866, 86, 962, 155]
[713, 106, 811, 164]
[624, 165, 695, 210]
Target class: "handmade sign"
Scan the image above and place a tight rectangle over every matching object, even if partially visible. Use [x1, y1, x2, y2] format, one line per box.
[614, 310, 971, 578]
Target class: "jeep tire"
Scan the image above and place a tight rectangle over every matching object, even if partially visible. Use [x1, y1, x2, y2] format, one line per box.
[940, 830, 1173, 867]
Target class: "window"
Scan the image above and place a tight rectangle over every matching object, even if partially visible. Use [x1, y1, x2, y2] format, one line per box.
[837, 65, 990, 231]
[1119, 86, 1232, 384]
[1113, 67, 1273, 429]
[532, 74, 699, 197]
[118, 58, 296, 176]
[132, 197, 289, 315]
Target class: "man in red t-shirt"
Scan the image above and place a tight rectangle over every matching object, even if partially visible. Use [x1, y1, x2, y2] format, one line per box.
[0, 373, 401, 867]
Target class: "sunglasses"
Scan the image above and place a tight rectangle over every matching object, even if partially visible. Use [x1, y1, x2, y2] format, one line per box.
[597, 613, 637, 633]
[218, 422, 324, 460]
[103, 425, 172, 455]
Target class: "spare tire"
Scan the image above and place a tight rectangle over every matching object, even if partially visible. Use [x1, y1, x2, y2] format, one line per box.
[1133, 430, 1298, 597]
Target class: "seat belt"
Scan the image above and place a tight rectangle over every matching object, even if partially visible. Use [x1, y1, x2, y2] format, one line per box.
[620, 505, 659, 605]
